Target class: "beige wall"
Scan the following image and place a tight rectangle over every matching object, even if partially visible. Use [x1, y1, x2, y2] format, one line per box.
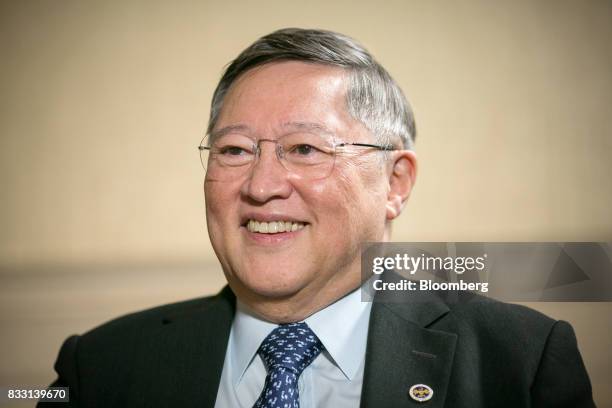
[1, 0, 610, 406]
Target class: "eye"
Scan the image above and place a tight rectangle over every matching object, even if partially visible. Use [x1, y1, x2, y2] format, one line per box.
[219, 146, 248, 156]
[292, 144, 317, 155]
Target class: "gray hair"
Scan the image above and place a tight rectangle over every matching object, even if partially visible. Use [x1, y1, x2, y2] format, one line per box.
[207, 28, 416, 149]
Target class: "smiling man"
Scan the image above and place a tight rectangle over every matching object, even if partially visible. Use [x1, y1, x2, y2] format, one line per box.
[41, 28, 595, 408]
[201, 35, 416, 407]
[203, 59, 412, 324]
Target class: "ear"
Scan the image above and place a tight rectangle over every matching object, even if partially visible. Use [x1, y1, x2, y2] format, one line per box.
[386, 150, 418, 220]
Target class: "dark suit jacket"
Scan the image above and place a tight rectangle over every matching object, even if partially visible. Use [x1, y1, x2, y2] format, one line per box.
[39, 283, 596, 407]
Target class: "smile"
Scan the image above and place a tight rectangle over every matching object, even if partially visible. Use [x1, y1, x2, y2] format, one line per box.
[246, 220, 307, 234]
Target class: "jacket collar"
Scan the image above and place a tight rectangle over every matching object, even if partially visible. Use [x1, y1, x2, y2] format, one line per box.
[153, 286, 235, 408]
[360, 272, 457, 408]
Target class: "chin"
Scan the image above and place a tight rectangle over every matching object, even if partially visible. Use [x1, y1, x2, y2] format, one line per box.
[230, 265, 312, 300]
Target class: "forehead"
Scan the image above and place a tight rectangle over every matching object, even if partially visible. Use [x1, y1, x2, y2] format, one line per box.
[216, 61, 361, 138]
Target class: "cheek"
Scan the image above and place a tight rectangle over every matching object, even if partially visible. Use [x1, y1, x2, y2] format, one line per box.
[298, 177, 353, 247]
[306, 167, 386, 246]
[340, 166, 388, 236]
[205, 180, 237, 235]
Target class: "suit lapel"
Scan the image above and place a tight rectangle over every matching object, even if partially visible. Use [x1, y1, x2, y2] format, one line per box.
[360, 281, 457, 408]
[132, 286, 235, 408]
[183, 286, 235, 408]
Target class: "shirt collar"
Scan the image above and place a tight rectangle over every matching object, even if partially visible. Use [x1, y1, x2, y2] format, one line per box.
[305, 285, 372, 381]
[230, 301, 277, 386]
[230, 283, 373, 386]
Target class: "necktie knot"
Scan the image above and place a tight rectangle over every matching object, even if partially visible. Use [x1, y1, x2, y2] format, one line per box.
[258, 322, 324, 377]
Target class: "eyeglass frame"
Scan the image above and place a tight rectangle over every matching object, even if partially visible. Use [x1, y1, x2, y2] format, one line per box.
[198, 134, 399, 179]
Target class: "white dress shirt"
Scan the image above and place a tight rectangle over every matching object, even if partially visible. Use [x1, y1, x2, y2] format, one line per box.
[214, 286, 373, 408]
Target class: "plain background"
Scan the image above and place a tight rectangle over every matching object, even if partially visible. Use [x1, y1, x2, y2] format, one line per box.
[1, 0, 611, 406]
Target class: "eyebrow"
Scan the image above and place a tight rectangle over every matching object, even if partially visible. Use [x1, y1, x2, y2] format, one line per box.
[210, 124, 252, 140]
[210, 121, 335, 140]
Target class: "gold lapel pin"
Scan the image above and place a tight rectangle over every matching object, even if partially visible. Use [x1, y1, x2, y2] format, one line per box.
[409, 384, 433, 402]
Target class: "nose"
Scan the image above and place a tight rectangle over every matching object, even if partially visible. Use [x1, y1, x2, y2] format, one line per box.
[241, 141, 293, 203]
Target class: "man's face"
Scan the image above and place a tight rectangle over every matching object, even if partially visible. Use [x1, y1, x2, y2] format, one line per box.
[205, 61, 391, 311]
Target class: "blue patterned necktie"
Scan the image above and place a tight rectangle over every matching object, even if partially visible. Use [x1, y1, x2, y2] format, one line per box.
[253, 322, 324, 408]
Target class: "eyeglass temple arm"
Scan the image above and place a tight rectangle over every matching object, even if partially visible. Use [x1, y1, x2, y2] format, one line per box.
[337, 142, 397, 151]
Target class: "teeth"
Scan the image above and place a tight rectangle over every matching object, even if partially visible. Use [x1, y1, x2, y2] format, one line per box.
[246, 220, 306, 234]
